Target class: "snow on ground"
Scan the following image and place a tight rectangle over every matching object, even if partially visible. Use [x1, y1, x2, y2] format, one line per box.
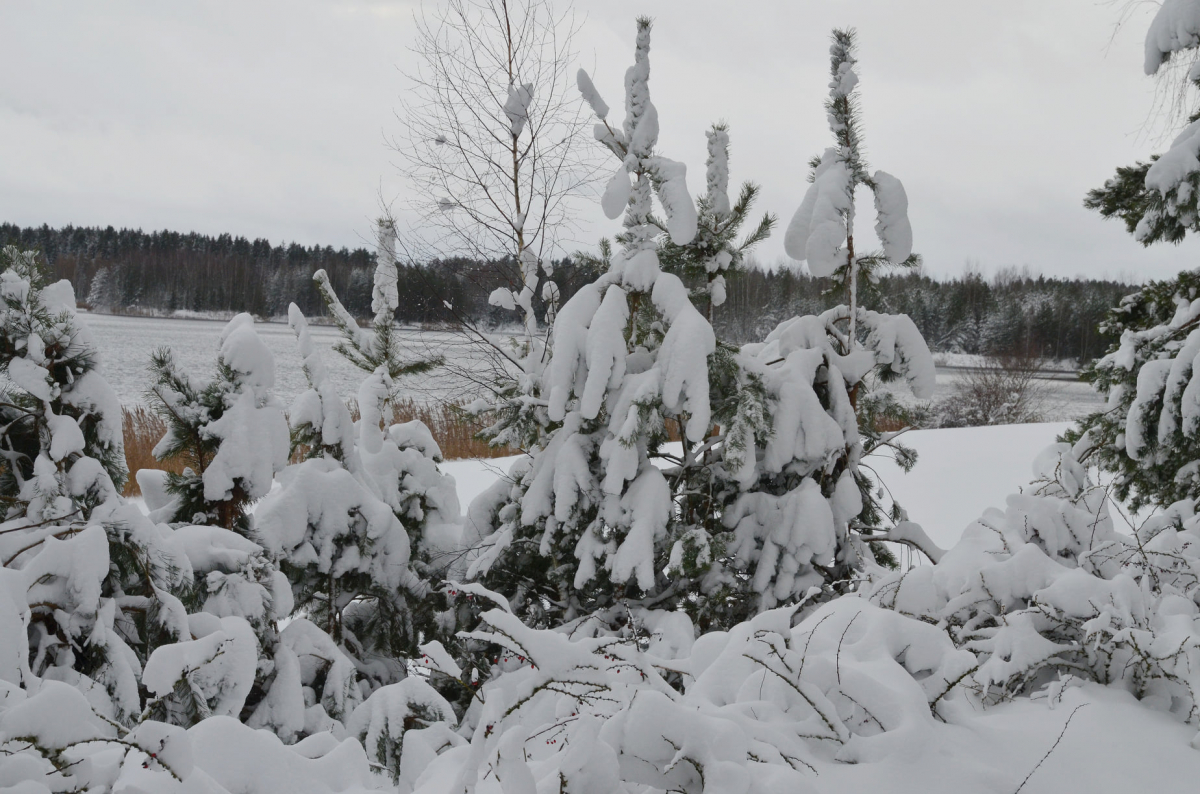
[868, 422, 1072, 551]
[814, 683, 1200, 792]
[441, 455, 521, 508]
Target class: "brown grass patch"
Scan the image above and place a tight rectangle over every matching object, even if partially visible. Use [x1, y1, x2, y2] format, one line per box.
[122, 399, 513, 497]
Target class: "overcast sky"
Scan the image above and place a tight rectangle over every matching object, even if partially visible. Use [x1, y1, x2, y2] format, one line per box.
[3, 0, 1199, 281]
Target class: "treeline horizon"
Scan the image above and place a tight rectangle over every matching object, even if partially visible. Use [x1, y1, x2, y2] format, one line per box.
[2, 222, 1138, 362]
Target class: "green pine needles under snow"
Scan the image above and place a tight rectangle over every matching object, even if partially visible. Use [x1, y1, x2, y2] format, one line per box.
[7, 9, 1200, 794]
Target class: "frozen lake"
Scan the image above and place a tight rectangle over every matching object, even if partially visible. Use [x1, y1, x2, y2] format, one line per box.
[79, 312, 1106, 420]
[80, 312, 518, 407]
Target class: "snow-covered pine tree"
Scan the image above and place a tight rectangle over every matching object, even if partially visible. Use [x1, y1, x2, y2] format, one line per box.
[656, 123, 776, 321]
[644, 26, 933, 627]
[256, 308, 431, 696]
[0, 245, 193, 726]
[310, 219, 462, 580]
[771, 27, 932, 571]
[256, 225, 464, 702]
[472, 241, 561, 461]
[1068, 2, 1200, 510]
[0, 247, 126, 519]
[311, 217, 463, 589]
[144, 314, 290, 532]
[85, 265, 114, 312]
[784, 29, 919, 329]
[131, 314, 300, 730]
[313, 217, 442, 390]
[463, 17, 709, 631]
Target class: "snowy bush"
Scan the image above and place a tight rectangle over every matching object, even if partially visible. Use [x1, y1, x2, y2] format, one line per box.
[873, 442, 1200, 725]
[404, 594, 977, 793]
[0, 679, 383, 794]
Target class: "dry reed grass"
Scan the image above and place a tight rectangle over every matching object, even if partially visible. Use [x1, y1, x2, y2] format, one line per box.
[388, 398, 513, 460]
[121, 399, 513, 497]
[122, 406, 184, 497]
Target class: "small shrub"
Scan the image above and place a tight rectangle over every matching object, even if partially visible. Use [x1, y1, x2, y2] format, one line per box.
[934, 353, 1049, 428]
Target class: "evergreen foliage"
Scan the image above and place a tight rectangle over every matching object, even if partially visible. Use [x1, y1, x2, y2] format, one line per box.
[1071, 6, 1200, 510]
[312, 220, 443, 387]
[0, 247, 127, 518]
[460, 22, 935, 648]
[254, 226, 464, 703]
[0, 245, 190, 727]
[643, 124, 775, 320]
[1068, 271, 1200, 510]
[784, 29, 920, 317]
[145, 318, 289, 533]
[772, 28, 934, 574]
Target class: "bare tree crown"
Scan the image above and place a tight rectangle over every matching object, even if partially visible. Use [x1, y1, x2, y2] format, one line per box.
[395, 0, 597, 270]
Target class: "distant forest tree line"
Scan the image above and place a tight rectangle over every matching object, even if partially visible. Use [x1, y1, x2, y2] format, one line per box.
[1, 222, 1138, 362]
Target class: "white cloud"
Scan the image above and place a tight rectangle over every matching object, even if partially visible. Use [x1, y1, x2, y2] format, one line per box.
[1, 0, 1197, 279]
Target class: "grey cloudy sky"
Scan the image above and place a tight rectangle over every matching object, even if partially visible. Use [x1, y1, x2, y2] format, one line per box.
[3, 0, 1198, 281]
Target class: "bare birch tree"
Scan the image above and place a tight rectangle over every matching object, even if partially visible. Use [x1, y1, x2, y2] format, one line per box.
[387, 0, 598, 399]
